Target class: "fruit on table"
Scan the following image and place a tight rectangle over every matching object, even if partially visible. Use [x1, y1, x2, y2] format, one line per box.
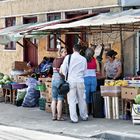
[104, 80, 128, 86]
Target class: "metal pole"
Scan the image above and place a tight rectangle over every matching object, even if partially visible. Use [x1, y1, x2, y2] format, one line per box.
[120, 26, 124, 76]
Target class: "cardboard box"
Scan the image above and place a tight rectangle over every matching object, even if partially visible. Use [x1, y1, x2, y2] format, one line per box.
[100, 86, 121, 97]
[38, 78, 52, 83]
[121, 87, 140, 100]
[13, 61, 28, 71]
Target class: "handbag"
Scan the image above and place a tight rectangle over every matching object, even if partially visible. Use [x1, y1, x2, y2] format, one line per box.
[59, 55, 71, 95]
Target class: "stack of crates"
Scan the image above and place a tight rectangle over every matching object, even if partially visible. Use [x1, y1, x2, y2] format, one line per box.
[38, 77, 52, 113]
[100, 85, 122, 119]
[0, 85, 4, 102]
[45, 78, 52, 113]
[45, 102, 52, 113]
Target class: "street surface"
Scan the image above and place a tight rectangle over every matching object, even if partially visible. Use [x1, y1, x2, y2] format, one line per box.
[0, 103, 140, 140]
[0, 125, 81, 140]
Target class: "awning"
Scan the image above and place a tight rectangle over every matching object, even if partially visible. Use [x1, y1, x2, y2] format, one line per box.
[1, 9, 140, 45]
[35, 9, 140, 33]
[0, 20, 61, 45]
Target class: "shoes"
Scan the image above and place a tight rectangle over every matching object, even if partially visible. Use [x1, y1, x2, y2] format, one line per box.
[70, 120, 78, 123]
[81, 117, 88, 121]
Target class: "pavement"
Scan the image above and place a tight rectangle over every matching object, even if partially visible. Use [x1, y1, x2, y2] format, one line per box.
[0, 102, 140, 140]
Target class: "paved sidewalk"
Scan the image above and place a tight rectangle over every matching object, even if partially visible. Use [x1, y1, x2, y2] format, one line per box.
[0, 103, 140, 139]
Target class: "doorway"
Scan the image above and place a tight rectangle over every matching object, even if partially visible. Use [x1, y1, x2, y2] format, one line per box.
[65, 12, 88, 54]
[23, 17, 38, 67]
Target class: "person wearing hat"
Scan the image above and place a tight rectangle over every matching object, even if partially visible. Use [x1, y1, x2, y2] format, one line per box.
[103, 50, 122, 80]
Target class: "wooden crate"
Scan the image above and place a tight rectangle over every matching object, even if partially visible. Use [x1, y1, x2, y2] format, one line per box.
[16, 76, 28, 83]
[38, 77, 52, 83]
[46, 87, 52, 102]
[13, 61, 28, 71]
[45, 102, 51, 113]
[45, 81, 52, 88]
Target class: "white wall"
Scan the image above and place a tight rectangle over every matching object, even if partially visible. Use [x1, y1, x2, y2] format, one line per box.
[121, 0, 140, 7]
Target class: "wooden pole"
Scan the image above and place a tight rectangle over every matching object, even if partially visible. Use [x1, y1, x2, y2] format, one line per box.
[120, 26, 124, 77]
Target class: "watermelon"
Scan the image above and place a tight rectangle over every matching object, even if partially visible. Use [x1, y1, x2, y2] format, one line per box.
[0, 73, 4, 80]
[134, 94, 140, 104]
[3, 74, 10, 81]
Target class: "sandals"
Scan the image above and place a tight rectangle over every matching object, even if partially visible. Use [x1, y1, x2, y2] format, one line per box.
[52, 116, 57, 121]
[57, 117, 65, 121]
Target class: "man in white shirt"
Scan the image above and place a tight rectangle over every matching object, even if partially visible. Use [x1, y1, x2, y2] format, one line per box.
[60, 44, 88, 123]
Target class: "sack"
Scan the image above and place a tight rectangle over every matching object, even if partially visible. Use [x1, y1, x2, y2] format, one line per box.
[132, 104, 140, 116]
[59, 81, 70, 95]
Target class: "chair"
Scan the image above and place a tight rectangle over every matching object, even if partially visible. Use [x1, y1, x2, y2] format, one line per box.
[3, 84, 12, 103]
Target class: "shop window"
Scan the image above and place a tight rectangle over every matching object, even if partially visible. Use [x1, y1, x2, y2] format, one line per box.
[47, 13, 61, 51]
[5, 17, 16, 50]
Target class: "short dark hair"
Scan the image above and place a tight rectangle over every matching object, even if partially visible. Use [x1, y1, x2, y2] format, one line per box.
[73, 44, 81, 52]
[106, 50, 117, 58]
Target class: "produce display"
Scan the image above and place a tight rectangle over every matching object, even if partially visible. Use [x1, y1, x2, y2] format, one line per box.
[0, 73, 12, 85]
[134, 94, 140, 104]
[104, 80, 128, 86]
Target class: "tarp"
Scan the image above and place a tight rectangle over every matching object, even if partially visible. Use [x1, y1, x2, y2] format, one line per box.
[1, 9, 140, 45]
[0, 20, 61, 45]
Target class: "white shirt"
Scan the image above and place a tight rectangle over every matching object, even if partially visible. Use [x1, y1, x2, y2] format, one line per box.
[60, 52, 87, 83]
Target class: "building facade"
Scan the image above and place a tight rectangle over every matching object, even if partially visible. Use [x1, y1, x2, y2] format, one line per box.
[0, 0, 139, 76]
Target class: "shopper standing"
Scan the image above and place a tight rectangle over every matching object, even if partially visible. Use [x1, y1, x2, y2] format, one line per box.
[84, 48, 100, 115]
[51, 47, 67, 121]
[60, 44, 88, 123]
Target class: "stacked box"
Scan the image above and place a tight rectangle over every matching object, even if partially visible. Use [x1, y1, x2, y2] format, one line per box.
[40, 91, 47, 98]
[13, 61, 28, 71]
[121, 87, 140, 100]
[0, 87, 4, 102]
[45, 102, 51, 113]
[16, 76, 28, 83]
[38, 77, 52, 83]
[45, 81, 52, 103]
[104, 96, 122, 119]
[101, 86, 121, 97]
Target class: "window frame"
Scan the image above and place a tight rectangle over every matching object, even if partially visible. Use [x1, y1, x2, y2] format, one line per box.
[5, 17, 16, 50]
[47, 13, 61, 51]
